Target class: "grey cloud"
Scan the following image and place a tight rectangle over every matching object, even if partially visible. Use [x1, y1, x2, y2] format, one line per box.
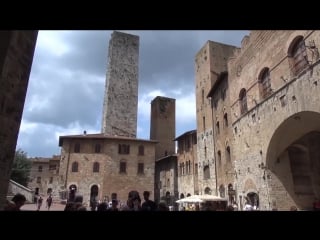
[18, 30, 249, 157]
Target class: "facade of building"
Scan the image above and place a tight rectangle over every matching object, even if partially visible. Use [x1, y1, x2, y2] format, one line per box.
[175, 130, 198, 197]
[228, 30, 320, 210]
[196, 30, 320, 210]
[58, 134, 157, 205]
[195, 41, 237, 197]
[155, 154, 178, 207]
[151, 96, 178, 205]
[28, 155, 60, 200]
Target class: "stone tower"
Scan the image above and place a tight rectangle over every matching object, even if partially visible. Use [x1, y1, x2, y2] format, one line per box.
[195, 41, 237, 196]
[101, 31, 139, 137]
[150, 96, 176, 160]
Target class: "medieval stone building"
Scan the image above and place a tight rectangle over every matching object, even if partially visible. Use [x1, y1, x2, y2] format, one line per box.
[195, 41, 236, 198]
[151, 96, 178, 205]
[175, 130, 198, 198]
[28, 155, 60, 199]
[197, 30, 320, 210]
[58, 133, 157, 205]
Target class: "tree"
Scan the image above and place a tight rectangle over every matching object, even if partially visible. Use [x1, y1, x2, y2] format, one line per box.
[10, 149, 31, 187]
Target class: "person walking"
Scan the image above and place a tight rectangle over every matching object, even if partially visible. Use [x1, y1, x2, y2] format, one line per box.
[46, 195, 53, 210]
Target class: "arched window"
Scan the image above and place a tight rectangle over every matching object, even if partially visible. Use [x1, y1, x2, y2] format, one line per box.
[219, 185, 225, 198]
[138, 145, 144, 155]
[204, 187, 212, 194]
[216, 121, 220, 134]
[202, 89, 205, 104]
[203, 166, 210, 180]
[224, 113, 228, 127]
[259, 68, 271, 99]
[239, 88, 248, 114]
[93, 162, 100, 172]
[71, 162, 78, 172]
[217, 150, 221, 165]
[288, 36, 308, 76]
[226, 146, 231, 162]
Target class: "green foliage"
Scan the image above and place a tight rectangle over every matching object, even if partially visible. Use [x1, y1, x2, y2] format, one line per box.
[10, 149, 31, 187]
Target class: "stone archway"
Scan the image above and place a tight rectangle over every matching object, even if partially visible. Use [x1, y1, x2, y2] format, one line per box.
[247, 192, 259, 209]
[68, 184, 77, 202]
[204, 187, 212, 195]
[90, 185, 99, 210]
[266, 111, 320, 210]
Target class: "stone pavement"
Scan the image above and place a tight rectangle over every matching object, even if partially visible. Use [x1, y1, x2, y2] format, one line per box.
[21, 201, 66, 211]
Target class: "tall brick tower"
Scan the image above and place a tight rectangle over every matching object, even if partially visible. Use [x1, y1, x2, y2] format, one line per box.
[150, 96, 176, 160]
[101, 31, 139, 137]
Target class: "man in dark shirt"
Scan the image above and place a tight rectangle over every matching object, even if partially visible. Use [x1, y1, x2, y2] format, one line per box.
[141, 191, 157, 211]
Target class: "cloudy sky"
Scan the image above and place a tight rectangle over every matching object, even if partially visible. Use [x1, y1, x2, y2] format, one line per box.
[16, 30, 249, 158]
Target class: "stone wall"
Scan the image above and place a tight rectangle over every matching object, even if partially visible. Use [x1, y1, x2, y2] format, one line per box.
[195, 41, 237, 196]
[0, 31, 38, 209]
[8, 179, 33, 203]
[229, 30, 320, 210]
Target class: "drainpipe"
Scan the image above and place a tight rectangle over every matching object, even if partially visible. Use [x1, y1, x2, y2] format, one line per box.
[64, 140, 72, 196]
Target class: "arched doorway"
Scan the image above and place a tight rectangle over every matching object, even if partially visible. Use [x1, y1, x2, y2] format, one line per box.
[266, 111, 320, 210]
[247, 192, 259, 209]
[68, 184, 77, 202]
[219, 185, 225, 197]
[90, 185, 99, 211]
[204, 187, 212, 195]
[47, 188, 52, 195]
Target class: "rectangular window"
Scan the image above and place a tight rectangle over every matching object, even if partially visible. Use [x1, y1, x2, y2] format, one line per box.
[138, 163, 144, 174]
[203, 116, 206, 131]
[95, 144, 101, 153]
[74, 143, 80, 153]
[118, 144, 130, 154]
[120, 162, 126, 173]
[49, 165, 56, 171]
[138, 145, 144, 155]
[36, 177, 41, 183]
[49, 177, 53, 184]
